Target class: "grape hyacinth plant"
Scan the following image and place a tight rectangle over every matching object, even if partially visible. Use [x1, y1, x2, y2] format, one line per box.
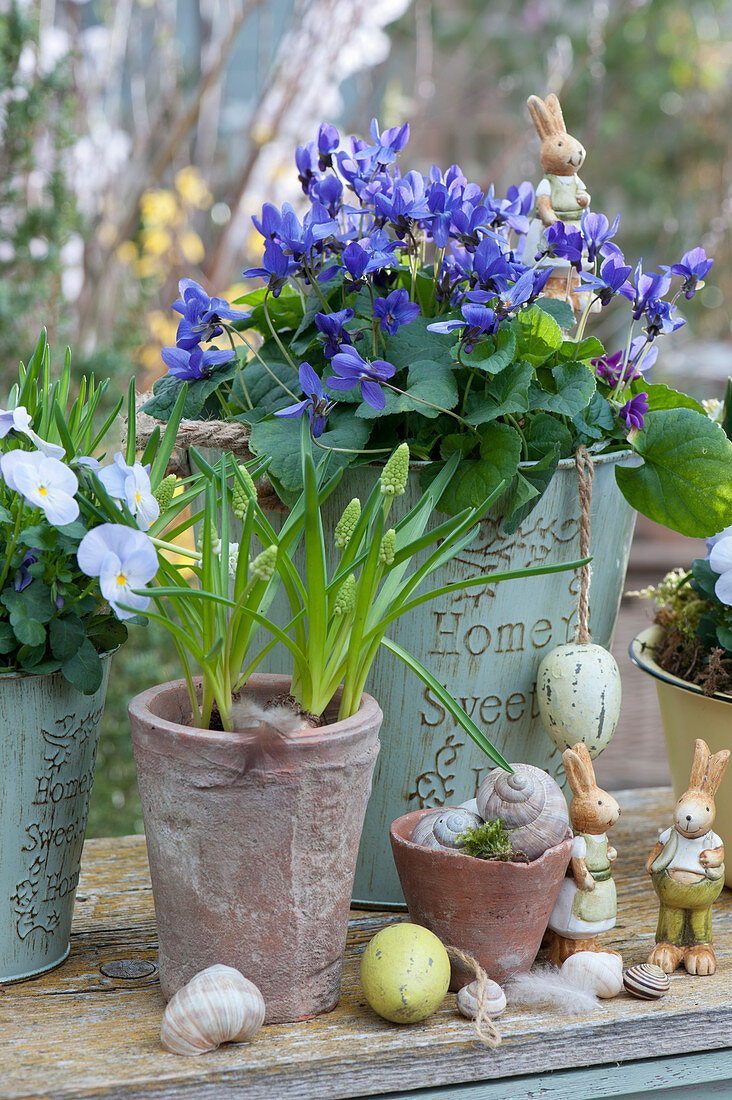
[132, 428, 585, 739]
[145, 119, 732, 537]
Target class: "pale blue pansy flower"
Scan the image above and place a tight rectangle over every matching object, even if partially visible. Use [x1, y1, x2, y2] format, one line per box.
[98, 453, 160, 530]
[709, 535, 732, 607]
[0, 449, 79, 525]
[77, 524, 159, 620]
[0, 405, 65, 459]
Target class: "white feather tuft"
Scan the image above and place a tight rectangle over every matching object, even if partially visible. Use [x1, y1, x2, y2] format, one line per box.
[506, 964, 600, 1015]
[230, 699, 311, 734]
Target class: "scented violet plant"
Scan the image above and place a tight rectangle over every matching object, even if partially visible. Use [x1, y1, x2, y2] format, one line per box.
[145, 119, 732, 537]
[0, 331, 194, 693]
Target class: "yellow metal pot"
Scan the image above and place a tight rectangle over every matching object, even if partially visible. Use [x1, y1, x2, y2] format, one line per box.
[630, 626, 732, 889]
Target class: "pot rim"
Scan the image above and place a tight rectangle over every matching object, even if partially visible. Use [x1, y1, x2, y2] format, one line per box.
[0, 645, 118, 683]
[127, 672, 383, 749]
[390, 806, 574, 870]
[629, 625, 732, 704]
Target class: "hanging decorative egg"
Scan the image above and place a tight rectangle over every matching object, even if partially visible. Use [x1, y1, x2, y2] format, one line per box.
[476, 764, 569, 861]
[623, 963, 669, 1000]
[536, 643, 621, 757]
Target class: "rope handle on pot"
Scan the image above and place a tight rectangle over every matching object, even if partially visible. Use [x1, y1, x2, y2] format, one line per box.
[574, 445, 594, 645]
[445, 945, 502, 1049]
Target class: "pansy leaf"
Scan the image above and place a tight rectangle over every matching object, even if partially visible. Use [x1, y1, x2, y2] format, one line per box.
[616, 409, 732, 536]
[572, 392, 617, 443]
[528, 361, 596, 418]
[18, 525, 54, 551]
[502, 444, 561, 534]
[0, 620, 16, 654]
[355, 359, 458, 420]
[634, 382, 706, 415]
[691, 557, 718, 600]
[248, 409, 368, 502]
[558, 336, 605, 364]
[512, 304, 563, 366]
[535, 297, 576, 330]
[49, 614, 86, 662]
[466, 361, 533, 425]
[421, 422, 522, 516]
[85, 616, 128, 654]
[716, 624, 732, 651]
[383, 315, 453, 372]
[62, 637, 103, 695]
[2, 583, 55, 624]
[232, 343, 304, 420]
[143, 361, 239, 421]
[454, 329, 516, 374]
[232, 285, 303, 334]
[440, 433, 480, 460]
[526, 412, 574, 459]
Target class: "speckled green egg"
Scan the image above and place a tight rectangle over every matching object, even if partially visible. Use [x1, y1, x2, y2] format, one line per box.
[360, 923, 450, 1024]
[537, 642, 621, 757]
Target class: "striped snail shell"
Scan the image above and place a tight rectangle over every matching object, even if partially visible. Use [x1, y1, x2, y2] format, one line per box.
[476, 764, 569, 861]
[432, 807, 483, 849]
[410, 809, 445, 848]
[161, 964, 265, 1056]
[623, 964, 669, 1000]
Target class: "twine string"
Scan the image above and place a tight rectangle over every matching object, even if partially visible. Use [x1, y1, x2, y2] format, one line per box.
[574, 445, 594, 645]
[445, 945, 502, 1049]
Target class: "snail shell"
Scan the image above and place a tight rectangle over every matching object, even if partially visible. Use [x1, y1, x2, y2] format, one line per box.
[561, 951, 623, 999]
[432, 807, 483, 849]
[623, 963, 669, 1000]
[476, 764, 569, 861]
[161, 964, 265, 1056]
[457, 979, 506, 1019]
[459, 797, 481, 816]
[537, 643, 621, 756]
[410, 809, 444, 848]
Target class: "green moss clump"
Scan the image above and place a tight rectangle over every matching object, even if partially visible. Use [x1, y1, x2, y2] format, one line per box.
[458, 818, 514, 861]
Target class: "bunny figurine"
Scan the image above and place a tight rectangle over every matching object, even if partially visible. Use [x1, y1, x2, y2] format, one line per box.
[646, 738, 729, 975]
[524, 92, 592, 311]
[546, 742, 621, 965]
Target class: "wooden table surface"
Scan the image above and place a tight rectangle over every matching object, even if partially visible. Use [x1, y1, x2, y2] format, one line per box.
[1, 788, 731, 1100]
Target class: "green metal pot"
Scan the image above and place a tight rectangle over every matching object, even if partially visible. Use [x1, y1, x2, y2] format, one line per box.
[0, 654, 113, 981]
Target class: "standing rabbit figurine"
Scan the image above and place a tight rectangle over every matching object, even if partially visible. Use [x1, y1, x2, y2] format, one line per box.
[547, 742, 621, 965]
[524, 92, 592, 311]
[646, 738, 729, 976]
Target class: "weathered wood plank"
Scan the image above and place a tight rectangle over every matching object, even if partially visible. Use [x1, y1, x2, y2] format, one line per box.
[0, 788, 730, 1100]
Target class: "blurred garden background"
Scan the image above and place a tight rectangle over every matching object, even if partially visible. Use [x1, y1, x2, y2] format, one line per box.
[1, 0, 730, 835]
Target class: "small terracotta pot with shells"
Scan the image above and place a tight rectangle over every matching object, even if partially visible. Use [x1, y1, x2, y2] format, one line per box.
[390, 763, 573, 988]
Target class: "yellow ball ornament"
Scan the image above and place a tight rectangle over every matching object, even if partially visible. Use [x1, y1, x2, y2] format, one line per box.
[360, 923, 450, 1024]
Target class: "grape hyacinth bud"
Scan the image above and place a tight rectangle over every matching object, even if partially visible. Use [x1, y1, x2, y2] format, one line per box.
[334, 498, 361, 549]
[197, 523, 221, 556]
[379, 528, 396, 565]
[333, 573, 356, 616]
[380, 443, 409, 496]
[232, 465, 257, 519]
[154, 473, 177, 513]
[249, 544, 277, 581]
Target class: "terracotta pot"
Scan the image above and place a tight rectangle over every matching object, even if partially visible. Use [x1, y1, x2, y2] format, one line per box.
[390, 808, 573, 988]
[630, 625, 732, 888]
[128, 674, 381, 1023]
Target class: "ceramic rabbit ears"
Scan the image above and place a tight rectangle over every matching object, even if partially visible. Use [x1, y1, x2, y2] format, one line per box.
[527, 93, 567, 138]
[562, 742, 597, 795]
[688, 738, 730, 796]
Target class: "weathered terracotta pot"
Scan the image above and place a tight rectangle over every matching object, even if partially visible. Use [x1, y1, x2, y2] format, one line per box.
[128, 674, 381, 1023]
[390, 807, 573, 988]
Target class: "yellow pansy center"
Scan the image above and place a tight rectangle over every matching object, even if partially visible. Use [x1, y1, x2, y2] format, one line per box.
[38, 485, 48, 496]
[117, 573, 127, 586]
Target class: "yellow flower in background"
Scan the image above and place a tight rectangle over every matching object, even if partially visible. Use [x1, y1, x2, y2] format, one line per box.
[147, 309, 178, 346]
[115, 240, 138, 265]
[179, 229, 205, 264]
[175, 167, 213, 210]
[140, 189, 180, 228]
[135, 254, 163, 280]
[141, 228, 172, 257]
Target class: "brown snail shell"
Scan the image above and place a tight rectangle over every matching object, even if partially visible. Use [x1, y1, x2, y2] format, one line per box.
[161, 964, 265, 1055]
[476, 764, 569, 861]
[432, 807, 483, 849]
[456, 978, 506, 1019]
